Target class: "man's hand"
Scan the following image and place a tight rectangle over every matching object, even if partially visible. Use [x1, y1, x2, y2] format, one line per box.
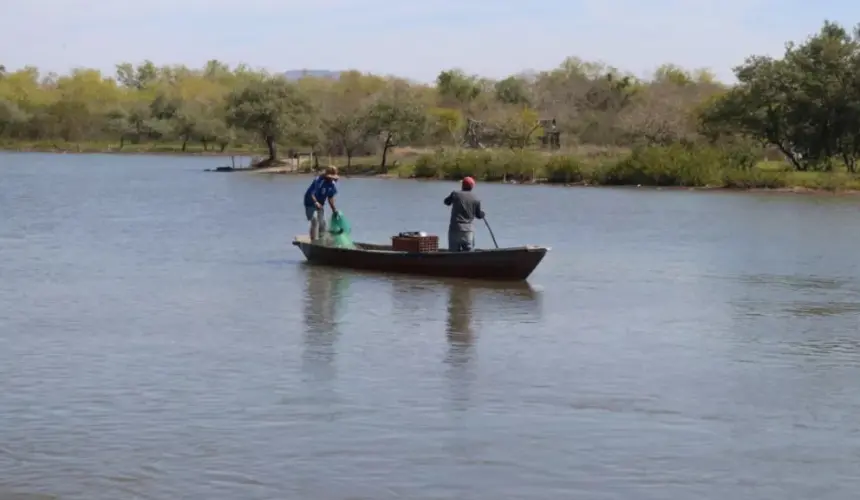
[314, 201, 322, 209]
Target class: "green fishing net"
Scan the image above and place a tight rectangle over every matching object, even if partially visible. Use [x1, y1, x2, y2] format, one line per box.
[327, 211, 356, 249]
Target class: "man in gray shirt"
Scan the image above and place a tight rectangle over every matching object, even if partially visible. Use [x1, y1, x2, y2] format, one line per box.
[443, 176, 486, 251]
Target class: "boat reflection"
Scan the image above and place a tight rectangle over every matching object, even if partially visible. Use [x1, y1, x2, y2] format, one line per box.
[441, 280, 542, 412]
[301, 264, 350, 383]
[438, 280, 542, 353]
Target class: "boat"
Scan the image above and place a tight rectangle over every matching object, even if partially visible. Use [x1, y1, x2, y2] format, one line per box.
[292, 235, 549, 281]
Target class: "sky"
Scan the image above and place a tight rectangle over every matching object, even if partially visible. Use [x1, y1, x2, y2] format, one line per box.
[1, 0, 859, 83]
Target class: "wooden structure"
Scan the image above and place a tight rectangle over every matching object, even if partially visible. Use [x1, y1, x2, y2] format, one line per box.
[462, 117, 561, 149]
[292, 235, 549, 281]
[539, 119, 561, 149]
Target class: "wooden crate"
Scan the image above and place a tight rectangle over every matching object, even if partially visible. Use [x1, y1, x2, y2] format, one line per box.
[392, 234, 439, 252]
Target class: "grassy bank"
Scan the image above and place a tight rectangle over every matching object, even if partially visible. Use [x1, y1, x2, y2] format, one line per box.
[7, 140, 860, 192]
[378, 146, 860, 192]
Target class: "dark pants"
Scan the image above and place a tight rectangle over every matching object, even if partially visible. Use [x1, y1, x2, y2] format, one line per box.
[448, 230, 475, 252]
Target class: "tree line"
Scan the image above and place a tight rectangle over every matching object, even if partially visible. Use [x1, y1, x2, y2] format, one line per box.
[1, 20, 859, 176]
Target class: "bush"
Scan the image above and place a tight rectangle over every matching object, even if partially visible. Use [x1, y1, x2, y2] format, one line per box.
[722, 169, 787, 189]
[404, 145, 860, 190]
[413, 152, 441, 179]
[411, 149, 545, 182]
[544, 155, 585, 184]
[484, 150, 545, 182]
[597, 144, 769, 187]
[599, 144, 725, 186]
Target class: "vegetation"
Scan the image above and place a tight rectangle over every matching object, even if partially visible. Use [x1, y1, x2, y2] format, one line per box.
[4, 21, 860, 190]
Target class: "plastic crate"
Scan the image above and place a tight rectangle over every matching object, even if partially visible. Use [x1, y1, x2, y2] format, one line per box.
[392, 234, 439, 252]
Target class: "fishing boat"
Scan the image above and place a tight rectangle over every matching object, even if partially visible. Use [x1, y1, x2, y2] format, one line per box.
[291, 235, 549, 281]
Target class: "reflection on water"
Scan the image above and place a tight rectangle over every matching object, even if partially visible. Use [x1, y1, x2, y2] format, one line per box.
[787, 337, 860, 359]
[442, 281, 542, 412]
[444, 285, 476, 414]
[735, 273, 860, 294]
[301, 264, 350, 383]
[784, 302, 860, 317]
[446, 285, 474, 353]
[729, 271, 860, 321]
[442, 281, 542, 364]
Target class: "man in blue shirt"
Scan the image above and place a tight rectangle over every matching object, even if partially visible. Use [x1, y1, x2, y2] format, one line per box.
[304, 166, 339, 241]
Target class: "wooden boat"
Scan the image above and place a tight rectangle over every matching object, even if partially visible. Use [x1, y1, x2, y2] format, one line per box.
[292, 235, 549, 281]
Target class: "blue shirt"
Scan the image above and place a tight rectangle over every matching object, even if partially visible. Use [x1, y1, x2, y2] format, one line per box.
[303, 176, 338, 207]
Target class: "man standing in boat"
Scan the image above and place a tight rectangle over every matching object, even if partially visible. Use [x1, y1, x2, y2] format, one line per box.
[444, 176, 485, 252]
[304, 166, 339, 241]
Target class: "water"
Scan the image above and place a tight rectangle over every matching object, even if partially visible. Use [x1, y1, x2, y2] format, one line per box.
[2, 152, 860, 499]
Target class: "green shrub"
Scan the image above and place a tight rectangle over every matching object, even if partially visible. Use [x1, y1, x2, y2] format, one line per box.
[412, 153, 440, 179]
[484, 149, 545, 182]
[601, 144, 728, 186]
[403, 145, 860, 191]
[722, 169, 787, 189]
[544, 155, 585, 183]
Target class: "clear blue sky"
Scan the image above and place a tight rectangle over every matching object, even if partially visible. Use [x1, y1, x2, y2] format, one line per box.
[2, 0, 859, 82]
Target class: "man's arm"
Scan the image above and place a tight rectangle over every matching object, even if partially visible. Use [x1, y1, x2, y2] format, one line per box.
[476, 201, 485, 219]
[328, 184, 338, 212]
[443, 191, 454, 205]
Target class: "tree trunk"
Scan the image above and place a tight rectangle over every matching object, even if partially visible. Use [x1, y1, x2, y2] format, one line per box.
[380, 134, 393, 173]
[202, 140, 208, 151]
[346, 150, 352, 167]
[181, 138, 188, 152]
[119, 135, 125, 150]
[265, 135, 277, 162]
[843, 153, 856, 173]
[219, 142, 227, 153]
[775, 143, 804, 171]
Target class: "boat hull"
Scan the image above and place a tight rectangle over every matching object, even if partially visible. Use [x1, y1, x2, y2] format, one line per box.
[292, 236, 548, 281]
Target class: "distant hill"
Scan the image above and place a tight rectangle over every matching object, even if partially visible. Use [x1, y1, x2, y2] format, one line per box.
[283, 69, 341, 80]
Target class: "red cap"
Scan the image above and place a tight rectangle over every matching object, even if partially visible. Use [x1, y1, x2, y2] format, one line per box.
[462, 176, 476, 188]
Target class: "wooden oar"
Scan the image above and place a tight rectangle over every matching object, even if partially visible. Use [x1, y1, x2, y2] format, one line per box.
[483, 217, 499, 249]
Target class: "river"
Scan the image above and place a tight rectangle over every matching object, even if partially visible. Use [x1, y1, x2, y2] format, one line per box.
[2, 152, 860, 499]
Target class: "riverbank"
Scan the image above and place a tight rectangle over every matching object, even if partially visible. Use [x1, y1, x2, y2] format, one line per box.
[253, 165, 860, 195]
[265, 147, 860, 194]
[6, 143, 860, 193]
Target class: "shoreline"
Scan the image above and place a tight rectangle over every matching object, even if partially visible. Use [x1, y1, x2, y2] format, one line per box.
[5, 148, 860, 196]
[251, 167, 860, 196]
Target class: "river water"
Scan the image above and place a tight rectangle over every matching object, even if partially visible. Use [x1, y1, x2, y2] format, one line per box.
[2, 152, 860, 499]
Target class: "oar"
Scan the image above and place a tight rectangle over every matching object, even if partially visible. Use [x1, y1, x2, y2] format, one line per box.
[483, 217, 499, 249]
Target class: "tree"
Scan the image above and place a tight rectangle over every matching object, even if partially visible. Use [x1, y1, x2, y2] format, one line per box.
[104, 100, 156, 148]
[427, 107, 464, 145]
[487, 105, 542, 149]
[318, 71, 384, 166]
[49, 69, 121, 144]
[494, 76, 532, 105]
[225, 77, 314, 165]
[368, 83, 427, 171]
[0, 99, 28, 138]
[436, 69, 483, 109]
[701, 21, 860, 171]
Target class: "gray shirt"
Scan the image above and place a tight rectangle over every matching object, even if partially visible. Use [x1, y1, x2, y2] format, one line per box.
[444, 190, 485, 232]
